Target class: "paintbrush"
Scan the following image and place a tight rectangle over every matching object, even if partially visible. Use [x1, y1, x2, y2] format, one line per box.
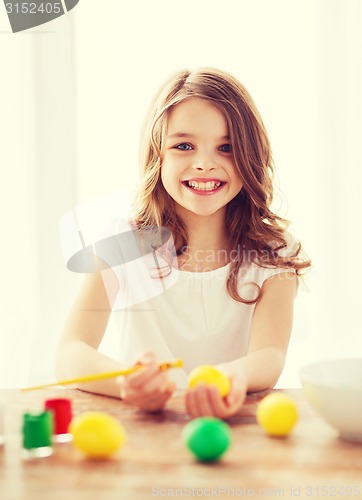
[21, 358, 183, 392]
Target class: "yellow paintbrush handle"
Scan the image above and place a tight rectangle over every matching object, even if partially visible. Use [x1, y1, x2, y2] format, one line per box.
[21, 358, 183, 392]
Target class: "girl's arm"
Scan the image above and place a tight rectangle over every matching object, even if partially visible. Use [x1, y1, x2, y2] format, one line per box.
[56, 269, 175, 408]
[55, 269, 125, 398]
[220, 271, 297, 389]
[185, 271, 297, 419]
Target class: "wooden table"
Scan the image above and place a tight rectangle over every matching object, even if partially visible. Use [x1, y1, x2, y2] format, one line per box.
[0, 389, 361, 499]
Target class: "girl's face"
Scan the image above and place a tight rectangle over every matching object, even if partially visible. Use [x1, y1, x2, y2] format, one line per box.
[161, 97, 243, 222]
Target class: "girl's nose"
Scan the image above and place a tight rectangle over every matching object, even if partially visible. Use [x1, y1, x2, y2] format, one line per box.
[192, 156, 217, 172]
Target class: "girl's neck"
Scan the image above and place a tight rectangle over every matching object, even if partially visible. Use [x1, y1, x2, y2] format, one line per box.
[177, 211, 230, 272]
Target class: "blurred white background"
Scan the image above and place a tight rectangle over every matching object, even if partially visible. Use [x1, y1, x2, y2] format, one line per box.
[1, 0, 361, 388]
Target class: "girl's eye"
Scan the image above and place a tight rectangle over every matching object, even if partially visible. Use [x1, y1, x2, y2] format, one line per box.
[174, 143, 193, 151]
[219, 144, 232, 153]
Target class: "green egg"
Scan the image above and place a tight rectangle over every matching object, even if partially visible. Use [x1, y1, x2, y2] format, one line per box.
[182, 417, 232, 462]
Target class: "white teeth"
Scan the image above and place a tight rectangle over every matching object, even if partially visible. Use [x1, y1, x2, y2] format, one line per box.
[187, 181, 222, 191]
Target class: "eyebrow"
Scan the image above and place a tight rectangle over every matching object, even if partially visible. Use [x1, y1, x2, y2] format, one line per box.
[167, 132, 230, 140]
[167, 132, 230, 141]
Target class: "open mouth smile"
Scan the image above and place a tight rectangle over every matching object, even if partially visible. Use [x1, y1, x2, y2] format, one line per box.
[181, 179, 226, 194]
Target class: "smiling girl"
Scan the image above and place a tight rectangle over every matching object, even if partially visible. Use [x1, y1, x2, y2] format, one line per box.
[56, 68, 311, 419]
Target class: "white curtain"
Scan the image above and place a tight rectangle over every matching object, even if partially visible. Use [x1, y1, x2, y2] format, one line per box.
[1, 34, 37, 387]
[0, 12, 80, 387]
[311, 0, 362, 358]
[1, 0, 361, 388]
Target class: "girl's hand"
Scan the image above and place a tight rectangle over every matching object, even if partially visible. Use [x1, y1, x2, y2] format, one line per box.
[116, 351, 176, 412]
[185, 373, 247, 419]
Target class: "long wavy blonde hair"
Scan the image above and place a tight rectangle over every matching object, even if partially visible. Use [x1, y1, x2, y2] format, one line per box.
[133, 67, 311, 303]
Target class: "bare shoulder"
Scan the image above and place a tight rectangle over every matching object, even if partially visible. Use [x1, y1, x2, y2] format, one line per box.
[248, 271, 297, 354]
[261, 271, 298, 297]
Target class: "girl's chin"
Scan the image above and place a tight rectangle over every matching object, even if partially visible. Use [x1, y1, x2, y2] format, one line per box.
[175, 204, 226, 219]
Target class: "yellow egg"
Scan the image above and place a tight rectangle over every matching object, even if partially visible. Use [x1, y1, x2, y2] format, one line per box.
[188, 365, 231, 397]
[69, 411, 126, 458]
[256, 393, 298, 437]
